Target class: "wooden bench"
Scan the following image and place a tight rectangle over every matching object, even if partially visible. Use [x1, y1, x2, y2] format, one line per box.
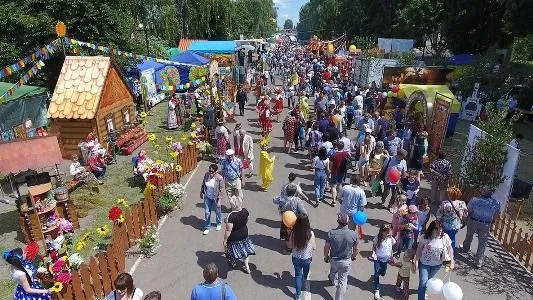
[66, 179, 82, 192]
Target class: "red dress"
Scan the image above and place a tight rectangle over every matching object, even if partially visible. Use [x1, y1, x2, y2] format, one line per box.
[283, 115, 297, 142]
[273, 96, 284, 115]
[258, 103, 272, 133]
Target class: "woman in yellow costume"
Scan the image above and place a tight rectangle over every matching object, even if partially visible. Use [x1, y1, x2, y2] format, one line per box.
[259, 137, 276, 191]
[299, 92, 309, 120]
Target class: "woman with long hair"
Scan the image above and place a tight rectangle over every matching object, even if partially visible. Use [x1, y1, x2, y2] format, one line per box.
[223, 196, 255, 274]
[107, 272, 143, 300]
[436, 187, 468, 253]
[414, 220, 454, 300]
[3, 248, 52, 300]
[311, 147, 330, 206]
[372, 225, 396, 300]
[289, 215, 315, 300]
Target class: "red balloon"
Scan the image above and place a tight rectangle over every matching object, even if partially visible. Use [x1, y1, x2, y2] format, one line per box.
[388, 168, 401, 183]
[392, 85, 399, 93]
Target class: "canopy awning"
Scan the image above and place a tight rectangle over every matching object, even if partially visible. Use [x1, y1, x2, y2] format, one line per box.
[170, 51, 209, 65]
[399, 84, 461, 113]
[0, 135, 63, 174]
[188, 41, 237, 54]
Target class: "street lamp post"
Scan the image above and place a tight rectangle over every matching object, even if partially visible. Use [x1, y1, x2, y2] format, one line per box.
[138, 23, 150, 56]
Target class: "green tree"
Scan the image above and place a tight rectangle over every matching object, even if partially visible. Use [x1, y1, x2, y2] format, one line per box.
[283, 19, 294, 30]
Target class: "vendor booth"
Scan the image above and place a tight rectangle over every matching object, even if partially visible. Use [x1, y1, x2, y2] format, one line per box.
[0, 83, 49, 141]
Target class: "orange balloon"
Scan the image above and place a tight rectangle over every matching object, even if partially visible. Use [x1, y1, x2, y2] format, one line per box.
[282, 211, 297, 228]
[332, 114, 342, 125]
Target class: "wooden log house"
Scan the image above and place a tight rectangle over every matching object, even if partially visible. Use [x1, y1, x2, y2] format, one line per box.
[47, 56, 137, 158]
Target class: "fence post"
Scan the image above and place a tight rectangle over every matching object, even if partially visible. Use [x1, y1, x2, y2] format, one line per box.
[79, 264, 95, 299]
[508, 222, 518, 249]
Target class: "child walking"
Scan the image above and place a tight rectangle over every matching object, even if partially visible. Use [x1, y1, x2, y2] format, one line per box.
[372, 225, 396, 300]
[416, 197, 431, 242]
[400, 169, 420, 206]
[395, 251, 416, 300]
[395, 205, 419, 258]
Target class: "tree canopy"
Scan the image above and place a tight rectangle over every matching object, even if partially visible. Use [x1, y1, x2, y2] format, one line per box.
[0, 0, 277, 89]
[283, 19, 294, 30]
[296, 0, 533, 55]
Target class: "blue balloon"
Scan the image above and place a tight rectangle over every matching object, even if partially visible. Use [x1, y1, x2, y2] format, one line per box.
[352, 211, 367, 225]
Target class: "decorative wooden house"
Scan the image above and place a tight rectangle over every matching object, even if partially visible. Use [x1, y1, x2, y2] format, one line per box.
[47, 56, 137, 158]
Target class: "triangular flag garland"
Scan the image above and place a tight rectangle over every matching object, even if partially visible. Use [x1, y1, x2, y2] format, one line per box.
[0, 60, 46, 105]
[0, 40, 59, 79]
[64, 38, 209, 68]
[155, 77, 208, 92]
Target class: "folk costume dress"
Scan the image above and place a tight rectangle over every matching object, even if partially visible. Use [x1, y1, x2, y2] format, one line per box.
[273, 94, 284, 116]
[12, 260, 50, 300]
[257, 100, 272, 134]
[167, 97, 179, 129]
[215, 125, 230, 160]
[300, 96, 310, 120]
[259, 149, 275, 190]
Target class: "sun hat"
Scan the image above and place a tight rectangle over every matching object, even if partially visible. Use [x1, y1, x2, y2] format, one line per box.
[225, 149, 234, 156]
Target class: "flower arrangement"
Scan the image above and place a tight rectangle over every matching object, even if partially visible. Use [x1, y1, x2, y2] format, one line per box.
[197, 141, 214, 155]
[138, 225, 159, 257]
[108, 206, 123, 222]
[68, 253, 84, 270]
[59, 218, 74, 234]
[159, 183, 186, 213]
[24, 241, 39, 261]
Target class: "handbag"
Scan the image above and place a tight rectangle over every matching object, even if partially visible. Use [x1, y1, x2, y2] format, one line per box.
[243, 159, 250, 169]
[379, 157, 392, 181]
[447, 199, 467, 229]
[441, 233, 452, 263]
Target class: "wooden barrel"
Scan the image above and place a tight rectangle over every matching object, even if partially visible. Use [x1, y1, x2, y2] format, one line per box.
[54, 186, 69, 202]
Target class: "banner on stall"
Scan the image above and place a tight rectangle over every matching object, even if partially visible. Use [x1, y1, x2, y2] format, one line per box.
[64, 38, 208, 67]
[428, 93, 452, 155]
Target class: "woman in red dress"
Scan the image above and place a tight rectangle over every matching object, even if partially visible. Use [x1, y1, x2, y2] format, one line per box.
[272, 89, 284, 122]
[257, 97, 272, 136]
[282, 110, 298, 153]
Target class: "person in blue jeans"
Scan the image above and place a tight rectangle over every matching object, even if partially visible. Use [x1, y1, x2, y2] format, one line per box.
[372, 225, 396, 299]
[414, 220, 454, 300]
[191, 263, 237, 300]
[200, 164, 224, 235]
[289, 215, 316, 300]
[311, 147, 330, 206]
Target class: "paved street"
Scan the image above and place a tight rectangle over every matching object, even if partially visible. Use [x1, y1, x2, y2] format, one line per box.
[127, 83, 532, 300]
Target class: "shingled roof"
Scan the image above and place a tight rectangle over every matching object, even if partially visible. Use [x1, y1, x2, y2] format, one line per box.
[47, 56, 111, 119]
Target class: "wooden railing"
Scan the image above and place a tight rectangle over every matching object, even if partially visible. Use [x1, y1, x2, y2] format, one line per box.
[57, 145, 198, 300]
[491, 213, 533, 273]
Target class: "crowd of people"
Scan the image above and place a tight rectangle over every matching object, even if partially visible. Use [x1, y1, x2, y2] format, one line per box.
[4, 39, 504, 300]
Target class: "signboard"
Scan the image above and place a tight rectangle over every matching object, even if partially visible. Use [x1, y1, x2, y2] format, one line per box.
[428, 93, 452, 155]
[140, 68, 157, 101]
[383, 67, 454, 86]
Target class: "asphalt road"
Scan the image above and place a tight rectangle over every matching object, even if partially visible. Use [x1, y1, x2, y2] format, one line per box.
[127, 80, 532, 300]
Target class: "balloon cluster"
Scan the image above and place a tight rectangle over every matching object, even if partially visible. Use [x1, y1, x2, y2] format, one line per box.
[176, 76, 207, 91]
[382, 85, 401, 98]
[427, 278, 463, 300]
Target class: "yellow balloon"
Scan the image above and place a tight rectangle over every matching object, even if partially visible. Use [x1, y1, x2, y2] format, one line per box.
[349, 45, 357, 53]
[282, 211, 297, 228]
[328, 43, 334, 53]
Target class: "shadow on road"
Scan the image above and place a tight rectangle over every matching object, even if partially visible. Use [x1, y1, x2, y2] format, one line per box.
[249, 233, 285, 254]
[180, 215, 204, 231]
[255, 217, 280, 229]
[248, 263, 294, 298]
[195, 250, 229, 279]
[453, 237, 533, 298]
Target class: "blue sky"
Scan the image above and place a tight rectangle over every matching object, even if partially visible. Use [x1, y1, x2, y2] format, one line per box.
[274, 0, 308, 28]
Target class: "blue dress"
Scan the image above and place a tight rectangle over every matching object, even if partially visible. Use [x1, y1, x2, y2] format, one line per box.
[12, 261, 50, 300]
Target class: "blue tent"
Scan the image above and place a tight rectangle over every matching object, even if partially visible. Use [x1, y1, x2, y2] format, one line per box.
[188, 41, 236, 54]
[168, 51, 209, 84]
[170, 50, 209, 65]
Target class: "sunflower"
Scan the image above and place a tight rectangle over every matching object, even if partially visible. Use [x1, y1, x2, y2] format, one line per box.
[117, 215, 125, 224]
[190, 123, 197, 129]
[51, 282, 63, 293]
[154, 144, 161, 149]
[148, 134, 157, 142]
[190, 132, 197, 138]
[180, 136, 188, 142]
[169, 151, 179, 159]
[96, 225, 109, 236]
[187, 141, 193, 146]
[81, 232, 91, 241]
[140, 112, 148, 119]
[175, 165, 183, 172]
[147, 183, 156, 191]
[155, 159, 164, 165]
[116, 198, 129, 207]
[165, 136, 173, 143]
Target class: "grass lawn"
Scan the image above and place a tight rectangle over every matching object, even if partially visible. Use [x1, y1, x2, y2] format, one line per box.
[68, 100, 196, 259]
[441, 119, 533, 230]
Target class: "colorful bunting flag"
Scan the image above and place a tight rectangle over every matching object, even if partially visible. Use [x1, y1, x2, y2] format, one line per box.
[0, 40, 58, 79]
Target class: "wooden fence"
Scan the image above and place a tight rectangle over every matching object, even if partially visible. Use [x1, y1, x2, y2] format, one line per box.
[57, 145, 198, 300]
[491, 213, 533, 273]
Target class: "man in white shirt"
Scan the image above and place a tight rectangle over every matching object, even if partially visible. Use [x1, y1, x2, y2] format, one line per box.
[340, 174, 367, 230]
[380, 149, 408, 209]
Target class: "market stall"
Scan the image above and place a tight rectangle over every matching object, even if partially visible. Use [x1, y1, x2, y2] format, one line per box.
[0, 135, 79, 243]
